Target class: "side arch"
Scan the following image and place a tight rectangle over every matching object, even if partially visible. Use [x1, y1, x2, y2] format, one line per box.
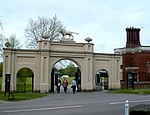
[95, 69, 109, 90]
[16, 67, 34, 92]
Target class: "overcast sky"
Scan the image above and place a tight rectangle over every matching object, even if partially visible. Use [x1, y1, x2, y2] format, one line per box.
[1, 0, 150, 53]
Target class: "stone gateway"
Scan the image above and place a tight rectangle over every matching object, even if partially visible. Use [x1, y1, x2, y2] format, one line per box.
[2, 38, 122, 93]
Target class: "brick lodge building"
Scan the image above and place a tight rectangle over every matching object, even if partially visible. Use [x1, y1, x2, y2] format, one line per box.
[114, 27, 150, 88]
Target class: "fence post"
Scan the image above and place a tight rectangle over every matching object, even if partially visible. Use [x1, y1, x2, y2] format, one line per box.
[125, 100, 129, 115]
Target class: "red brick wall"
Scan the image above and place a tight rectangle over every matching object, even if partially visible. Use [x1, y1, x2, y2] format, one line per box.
[122, 52, 150, 81]
[121, 81, 150, 89]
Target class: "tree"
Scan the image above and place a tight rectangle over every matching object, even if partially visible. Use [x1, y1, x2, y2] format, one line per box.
[65, 63, 77, 77]
[8, 34, 22, 49]
[58, 62, 77, 77]
[0, 21, 5, 62]
[25, 15, 65, 49]
[0, 34, 3, 62]
[58, 68, 66, 76]
[55, 60, 71, 69]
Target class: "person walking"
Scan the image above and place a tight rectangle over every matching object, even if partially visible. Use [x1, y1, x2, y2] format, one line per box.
[71, 78, 77, 94]
[57, 78, 61, 93]
[63, 77, 68, 93]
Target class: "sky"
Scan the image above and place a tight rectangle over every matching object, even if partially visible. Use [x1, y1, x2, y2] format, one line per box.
[1, 0, 150, 53]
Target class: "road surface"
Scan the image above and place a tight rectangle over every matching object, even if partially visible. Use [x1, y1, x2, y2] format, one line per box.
[0, 89, 150, 115]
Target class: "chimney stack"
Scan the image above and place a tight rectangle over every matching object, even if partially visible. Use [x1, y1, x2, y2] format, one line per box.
[126, 27, 141, 48]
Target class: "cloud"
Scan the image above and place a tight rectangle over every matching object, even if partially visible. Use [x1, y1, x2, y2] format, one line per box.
[1, 0, 150, 53]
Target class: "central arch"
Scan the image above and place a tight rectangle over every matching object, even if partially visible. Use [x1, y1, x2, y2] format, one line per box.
[50, 58, 82, 93]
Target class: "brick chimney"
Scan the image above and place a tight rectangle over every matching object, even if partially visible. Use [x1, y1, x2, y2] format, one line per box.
[126, 27, 141, 48]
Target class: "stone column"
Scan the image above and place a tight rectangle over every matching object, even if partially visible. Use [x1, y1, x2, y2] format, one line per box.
[37, 39, 50, 93]
[40, 54, 49, 93]
[83, 43, 94, 91]
[2, 49, 13, 91]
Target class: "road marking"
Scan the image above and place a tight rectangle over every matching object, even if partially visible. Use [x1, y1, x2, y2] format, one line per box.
[110, 99, 150, 105]
[2, 105, 82, 113]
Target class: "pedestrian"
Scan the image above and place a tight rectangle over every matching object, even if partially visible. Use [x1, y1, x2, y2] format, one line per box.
[71, 78, 77, 94]
[57, 78, 61, 93]
[63, 77, 68, 93]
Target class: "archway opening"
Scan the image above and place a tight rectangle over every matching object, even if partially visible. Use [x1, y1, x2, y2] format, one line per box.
[95, 69, 109, 90]
[16, 68, 34, 93]
[51, 59, 81, 93]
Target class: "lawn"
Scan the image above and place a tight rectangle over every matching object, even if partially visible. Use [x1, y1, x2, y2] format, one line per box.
[0, 77, 48, 101]
[109, 88, 150, 94]
[0, 92, 48, 101]
[0, 77, 74, 102]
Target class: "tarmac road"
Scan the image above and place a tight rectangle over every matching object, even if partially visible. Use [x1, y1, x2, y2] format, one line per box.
[0, 89, 150, 115]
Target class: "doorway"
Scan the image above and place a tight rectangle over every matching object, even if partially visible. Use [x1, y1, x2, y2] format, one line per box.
[16, 68, 34, 93]
[96, 69, 109, 90]
[50, 59, 81, 93]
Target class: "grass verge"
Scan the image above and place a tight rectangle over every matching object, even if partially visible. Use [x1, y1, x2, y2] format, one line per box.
[0, 92, 48, 101]
[109, 88, 150, 94]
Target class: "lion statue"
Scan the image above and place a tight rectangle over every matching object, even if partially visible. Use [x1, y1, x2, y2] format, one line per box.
[59, 29, 78, 39]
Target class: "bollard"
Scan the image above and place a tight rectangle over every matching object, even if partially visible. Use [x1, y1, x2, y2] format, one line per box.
[125, 100, 129, 115]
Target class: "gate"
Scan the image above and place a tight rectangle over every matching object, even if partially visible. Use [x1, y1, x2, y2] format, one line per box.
[75, 67, 81, 92]
[17, 76, 26, 93]
[100, 76, 108, 90]
[16, 68, 34, 93]
[96, 69, 109, 90]
[51, 68, 55, 92]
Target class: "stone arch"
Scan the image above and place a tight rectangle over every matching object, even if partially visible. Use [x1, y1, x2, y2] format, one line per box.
[16, 66, 35, 81]
[16, 67, 34, 92]
[50, 58, 82, 93]
[50, 58, 83, 72]
[95, 69, 109, 90]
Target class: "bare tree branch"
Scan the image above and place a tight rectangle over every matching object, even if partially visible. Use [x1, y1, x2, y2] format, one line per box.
[25, 15, 65, 48]
[0, 21, 5, 62]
